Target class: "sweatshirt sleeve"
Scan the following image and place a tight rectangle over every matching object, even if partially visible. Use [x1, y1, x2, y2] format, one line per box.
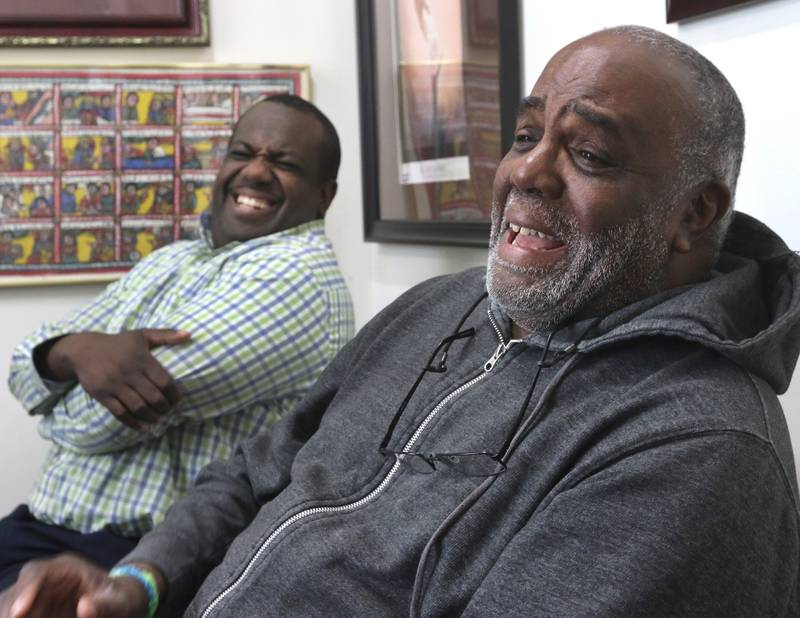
[120, 322, 363, 614]
[36, 254, 338, 454]
[117, 277, 434, 613]
[459, 433, 799, 617]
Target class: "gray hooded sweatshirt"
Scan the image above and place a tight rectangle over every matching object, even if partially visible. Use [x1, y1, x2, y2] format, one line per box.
[127, 212, 800, 617]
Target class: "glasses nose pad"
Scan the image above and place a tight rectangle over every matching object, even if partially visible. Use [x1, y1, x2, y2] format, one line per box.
[402, 453, 437, 474]
[438, 454, 461, 466]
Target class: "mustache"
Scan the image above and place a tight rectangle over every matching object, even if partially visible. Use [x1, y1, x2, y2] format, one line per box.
[499, 188, 577, 240]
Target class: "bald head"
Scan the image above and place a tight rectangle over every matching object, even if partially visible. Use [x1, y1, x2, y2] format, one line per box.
[589, 26, 745, 243]
[537, 29, 701, 177]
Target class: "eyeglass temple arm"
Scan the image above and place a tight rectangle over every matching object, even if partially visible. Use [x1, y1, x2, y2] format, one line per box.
[379, 328, 476, 451]
[379, 291, 487, 452]
[426, 328, 475, 372]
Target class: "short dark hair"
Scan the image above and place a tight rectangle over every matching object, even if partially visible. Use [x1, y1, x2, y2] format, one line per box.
[238, 94, 341, 183]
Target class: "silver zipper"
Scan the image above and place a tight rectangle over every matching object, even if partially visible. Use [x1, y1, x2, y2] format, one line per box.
[487, 306, 506, 344]
[485, 308, 523, 372]
[200, 320, 520, 617]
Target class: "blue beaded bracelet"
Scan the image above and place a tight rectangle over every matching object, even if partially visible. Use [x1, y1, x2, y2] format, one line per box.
[108, 564, 159, 618]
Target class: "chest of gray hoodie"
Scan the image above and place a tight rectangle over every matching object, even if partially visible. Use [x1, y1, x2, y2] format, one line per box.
[127, 213, 800, 617]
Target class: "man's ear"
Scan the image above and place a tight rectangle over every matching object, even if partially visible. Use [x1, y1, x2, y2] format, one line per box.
[672, 180, 731, 254]
[318, 180, 338, 218]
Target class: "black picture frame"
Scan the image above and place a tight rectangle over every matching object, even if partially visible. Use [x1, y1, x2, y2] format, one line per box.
[356, 0, 520, 247]
[666, 0, 759, 22]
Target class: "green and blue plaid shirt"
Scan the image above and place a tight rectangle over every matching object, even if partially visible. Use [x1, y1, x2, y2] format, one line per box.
[8, 218, 353, 537]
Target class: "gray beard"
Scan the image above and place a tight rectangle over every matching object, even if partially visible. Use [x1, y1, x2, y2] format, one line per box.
[486, 189, 672, 333]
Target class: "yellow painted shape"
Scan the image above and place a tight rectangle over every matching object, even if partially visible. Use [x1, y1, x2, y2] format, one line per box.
[135, 230, 157, 257]
[76, 232, 97, 263]
[13, 234, 34, 263]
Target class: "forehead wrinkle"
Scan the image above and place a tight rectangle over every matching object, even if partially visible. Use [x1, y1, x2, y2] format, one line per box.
[520, 90, 636, 146]
[518, 95, 546, 117]
[231, 129, 297, 156]
[520, 92, 625, 135]
[563, 99, 624, 139]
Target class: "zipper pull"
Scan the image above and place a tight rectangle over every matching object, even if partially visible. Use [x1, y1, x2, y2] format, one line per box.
[484, 338, 523, 372]
[484, 341, 508, 372]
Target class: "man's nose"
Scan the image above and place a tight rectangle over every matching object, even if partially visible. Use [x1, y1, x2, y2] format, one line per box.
[241, 156, 275, 182]
[510, 139, 564, 200]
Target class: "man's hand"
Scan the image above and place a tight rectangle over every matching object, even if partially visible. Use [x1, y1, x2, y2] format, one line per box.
[37, 329, 191, 431]
[0, 555, 152, 618]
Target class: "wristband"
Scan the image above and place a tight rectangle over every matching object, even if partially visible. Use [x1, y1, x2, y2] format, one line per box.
[108, 564, 159, 618]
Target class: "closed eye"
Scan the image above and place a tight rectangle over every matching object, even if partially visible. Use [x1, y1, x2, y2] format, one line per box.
[274, 159, 300, 170]
[227, 149, 251, 160]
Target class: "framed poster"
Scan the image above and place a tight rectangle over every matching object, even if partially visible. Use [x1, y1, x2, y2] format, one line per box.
[0, 64, 309, 286]
[666, 0, 760, 22]
[357, 0, 520, 247]
[0, 0, 209, 47]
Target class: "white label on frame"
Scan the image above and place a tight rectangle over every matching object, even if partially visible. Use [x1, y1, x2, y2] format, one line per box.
[399, 155, 470, 185]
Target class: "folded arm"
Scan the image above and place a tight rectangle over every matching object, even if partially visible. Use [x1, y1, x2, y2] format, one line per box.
[15, 256, 336, 454]
[8, 274, 133, 417]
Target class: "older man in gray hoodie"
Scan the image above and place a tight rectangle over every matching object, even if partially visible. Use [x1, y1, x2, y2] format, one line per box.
[2, 25, 799, 618]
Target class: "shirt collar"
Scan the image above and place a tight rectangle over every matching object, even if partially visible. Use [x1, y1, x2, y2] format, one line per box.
[199, 213, 325, 252]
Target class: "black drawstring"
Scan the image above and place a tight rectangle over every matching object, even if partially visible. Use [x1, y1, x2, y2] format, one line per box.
[495, 329, 558, 461]
[498, 316, 601, 463]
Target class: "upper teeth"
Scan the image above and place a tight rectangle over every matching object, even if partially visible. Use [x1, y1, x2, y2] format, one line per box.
[236, 195, 268, 209]
[509, 222, 555, 240]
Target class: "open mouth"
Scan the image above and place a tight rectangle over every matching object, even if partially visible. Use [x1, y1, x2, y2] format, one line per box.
[505, 222, 565, 251]
[496, 219, 568, 269]
[233, 193, 272, 211]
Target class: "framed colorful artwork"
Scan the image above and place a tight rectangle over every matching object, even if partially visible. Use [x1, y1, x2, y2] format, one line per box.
[0, 64, 309, 285]
[0, 0, 209, 47]
[357, 0, 520, 247]
[666, 0, 762, 22]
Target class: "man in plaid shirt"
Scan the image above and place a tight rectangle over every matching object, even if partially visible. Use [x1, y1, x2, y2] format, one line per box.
[0, 95, 354, 590]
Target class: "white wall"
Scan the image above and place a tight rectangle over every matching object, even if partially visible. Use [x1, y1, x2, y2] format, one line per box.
[1, 0, 799, 514]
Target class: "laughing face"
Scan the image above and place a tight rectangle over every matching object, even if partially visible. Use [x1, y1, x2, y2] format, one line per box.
[209, 101, 336, 247]
[487, 33, 698, 335]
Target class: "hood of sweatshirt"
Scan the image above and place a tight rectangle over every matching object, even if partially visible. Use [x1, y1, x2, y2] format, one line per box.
[496, 212, 800, 394]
